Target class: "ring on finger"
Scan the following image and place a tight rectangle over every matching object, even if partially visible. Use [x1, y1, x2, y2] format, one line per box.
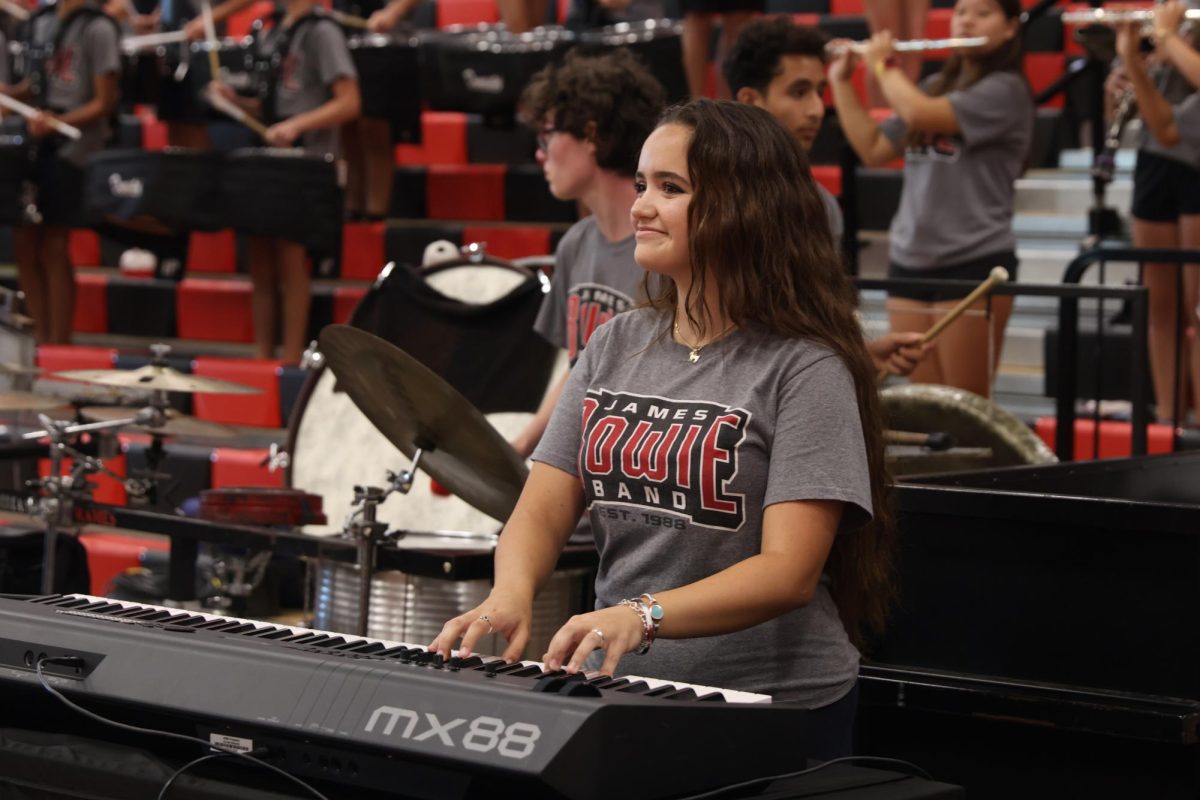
[591, 628, 605, 648]
[478, 614, 495, 634]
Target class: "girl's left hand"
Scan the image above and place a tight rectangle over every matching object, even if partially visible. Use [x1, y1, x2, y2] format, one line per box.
[1154, 0, 1186, 42]
[543, 604, 645, 677]
[265, 120, 301, 147]
[862, 31, 896, 70]
[27, 112, 54, 139]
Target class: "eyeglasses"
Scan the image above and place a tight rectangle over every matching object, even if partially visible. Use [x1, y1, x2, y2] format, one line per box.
[536, 127, 563, 153]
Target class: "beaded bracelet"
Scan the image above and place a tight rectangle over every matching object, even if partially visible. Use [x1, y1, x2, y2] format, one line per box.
[618, 599, 653, 655]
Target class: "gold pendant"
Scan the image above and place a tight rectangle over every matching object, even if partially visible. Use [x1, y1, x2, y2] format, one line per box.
[688, 349, 700, 364]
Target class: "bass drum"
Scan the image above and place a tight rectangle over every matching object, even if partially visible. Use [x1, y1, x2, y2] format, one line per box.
[883, 383, 1057, 476]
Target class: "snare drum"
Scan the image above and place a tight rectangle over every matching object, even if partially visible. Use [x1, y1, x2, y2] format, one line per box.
[219, 148, 343, 251]
[580, 20, 687, 103]
[83, 148, 224, 234]
[421, 25, 575, 118]
[348, 32, 422, 144]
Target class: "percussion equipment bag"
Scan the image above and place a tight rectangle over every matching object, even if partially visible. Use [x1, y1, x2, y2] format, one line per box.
[220, 149, 343, 252]
[352, 38, 422, 143]
[423, 32, 572, 118]
[0, 527, 89, 595]
[349, 262, 556, 414]
[83, 149, 225, 233]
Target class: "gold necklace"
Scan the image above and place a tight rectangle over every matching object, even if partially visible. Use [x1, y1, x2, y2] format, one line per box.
[673, 321, 735, 364]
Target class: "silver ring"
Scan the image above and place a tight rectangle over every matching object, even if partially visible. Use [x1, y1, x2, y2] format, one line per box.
[591, 628, 605, 646]
[479, 614, 495, 634]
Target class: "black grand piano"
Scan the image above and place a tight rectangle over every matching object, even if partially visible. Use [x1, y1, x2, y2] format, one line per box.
[860, 452, 1200, 798]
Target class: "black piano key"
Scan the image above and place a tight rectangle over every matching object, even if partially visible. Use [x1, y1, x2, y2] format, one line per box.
[340, 641, 386, 654]
[489, 662, 535, 675]
[590, 678, 629, 690]
[643, 685, 677, 697]
[562, 681, 603, 697]
[221, 623, 261, 635]
[162, 613, 195, 624]
[376, 645, 416, 658]
[258, 628, 295, 640]
[532, 675, 569, 692]
[79, 601, 123, 613]
[241, 625, 286, 637]
[615, 681, 650, 694]
[55, 598, 95, 609]
[696, 692, 727, 702]
[661, 688, 699, 701]
[281, 632, 324, 643]
[456, 656, 485, 669]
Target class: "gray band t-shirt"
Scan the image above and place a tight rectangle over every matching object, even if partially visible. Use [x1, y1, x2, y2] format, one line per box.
[880, 70, 1032, 269]
[1175, 92, 1200, 157]
[260, 14, 357, 159]
[33, 6, 120, 166]
[532, 308, 872, 706]
[533, 215, 645, 364]
[817, 182, 844, 242]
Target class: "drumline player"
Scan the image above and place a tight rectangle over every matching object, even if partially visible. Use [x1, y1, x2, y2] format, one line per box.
[1105, 1, 1200, 423]
[829, 0, 1032, 397]
[433, 100, 895, 757]
[509, 49, 667, 459]
[7, 0, 120, 344]
[210, 0, 361, 363]
[724, 15, 930, 378]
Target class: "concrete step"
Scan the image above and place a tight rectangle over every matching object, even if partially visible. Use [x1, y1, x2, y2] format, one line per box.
[1015, 173, 1134, 214]
[1057, 147, 1137, 175]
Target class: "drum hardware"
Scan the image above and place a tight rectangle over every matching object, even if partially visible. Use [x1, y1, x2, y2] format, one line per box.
[200, 0, 222, 85]
[78, 405, 237, 439]
[318, 324, 529, 522]
[263, 442, 289, 473]
[876, 266, 1010, 382]
[0, 391, 66, 412]
[299, 340, 323, 370]
[884, 429, 954, 451]
[828, 35, 989, 55]
[54, 343, 263, 395]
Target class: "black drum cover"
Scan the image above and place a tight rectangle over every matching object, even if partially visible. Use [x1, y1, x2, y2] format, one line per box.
[580, 20, 688, 103]
[83, 148, 225, 234]
[350, 33, 423, 144]
[0, 140, 29, 226]
[220, 148, 343, 252]
[423, 26, 575, 119]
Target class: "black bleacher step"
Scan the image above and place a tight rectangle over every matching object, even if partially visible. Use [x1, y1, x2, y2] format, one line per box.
[106, 277, 178, 339]
[764, 0, 828, 13]
[817, 14, 869, 43]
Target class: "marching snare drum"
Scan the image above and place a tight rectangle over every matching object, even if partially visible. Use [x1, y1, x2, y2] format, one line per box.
[580, 19, 687, 103]
[220, 148, 343, 252]
[84, 148, 224, 235]
[348, 32, 422, 144]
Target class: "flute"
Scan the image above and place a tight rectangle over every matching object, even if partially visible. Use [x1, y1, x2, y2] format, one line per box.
[1061, 8, 1200, 25]
[120, 30, 188, 54]
[0, 94, 82, 140]
[827, 35, 989, 55]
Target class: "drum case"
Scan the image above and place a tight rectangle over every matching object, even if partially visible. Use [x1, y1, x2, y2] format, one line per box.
[84, 149, 225, 233]
[221, 149, 343, 252]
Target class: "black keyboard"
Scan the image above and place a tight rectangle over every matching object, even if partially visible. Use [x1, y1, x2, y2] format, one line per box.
[0, 594, 820, 800]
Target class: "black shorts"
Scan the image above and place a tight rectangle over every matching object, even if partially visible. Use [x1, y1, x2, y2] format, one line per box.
[156, 60, 211, 125]
[678, 0, 764, 15]
[31, 147, 86, 228]
[1131, 149, 1200, 223]
[888, 250, 1019, 302]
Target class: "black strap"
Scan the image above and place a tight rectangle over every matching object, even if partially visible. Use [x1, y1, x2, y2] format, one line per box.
[259, 11, 344, 124]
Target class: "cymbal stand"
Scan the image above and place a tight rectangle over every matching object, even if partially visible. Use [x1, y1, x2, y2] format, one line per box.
[342, 447, 425, 637]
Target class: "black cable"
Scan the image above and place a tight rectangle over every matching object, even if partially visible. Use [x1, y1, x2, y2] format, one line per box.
[673, 755, 936, 800]
[157, 752, 234, 800]
[34, 657, 330, 800]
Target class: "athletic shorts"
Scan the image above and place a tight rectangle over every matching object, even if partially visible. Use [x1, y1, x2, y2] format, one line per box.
[32, 148, 86, 228]
[1132, 149, 1200, 223]
[887, 250, 1019, 302]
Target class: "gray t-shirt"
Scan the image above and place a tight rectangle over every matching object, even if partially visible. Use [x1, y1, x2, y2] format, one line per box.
[532, 308, 872, 705]
[817, 182, 844, 241]
[533, 215, 644, 365]
[260, 14, 357, 159]
[880, 70, 1032, 269]
[1175, 92, 1200, 157]
[32, 6, 119, 165]
[1140, 63, 1200, 167]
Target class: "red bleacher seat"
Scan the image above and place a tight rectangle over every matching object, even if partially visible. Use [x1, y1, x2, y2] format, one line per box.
[191, 357, 283, 427]
[69, 230, 101, 267]
[40, 453, 127, 506]
[830, 0, 864, 14]
[810, 165, 843, 198]
[436, 0, 499, 28]
[1025, 52, 1066, 109]
[175, 278, 254, 343]
[791, 13, 819, 26]
[925, 8, 951, 40]
[77, 531, 168, 596]
[395, 111, 469, 166]
[36, 344, 117, 373]
[227, 0, 273, 37]
[210, 447, 285, 488]
[426, 164, 507, 221]
[140, 113, 168, 151]
[334, 286, 368, 323]
[72, 272, 109, 334]
[186, 230, 238, 274]
[340, 222, 386, 280]
[461, 226, 551, 260]
[1034, 417, 1175, 460]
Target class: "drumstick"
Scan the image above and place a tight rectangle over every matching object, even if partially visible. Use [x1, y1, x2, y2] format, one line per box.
[200, 0, 222, 83]
[0, 94, 81, 140]
[121, 30, 189, 54]
[330, 9, 371, 28]
[884, 429, 954, 451]
[876, 266, 1009, 382]
[0, 0, 30, 21]
[203, 85, 270, 137]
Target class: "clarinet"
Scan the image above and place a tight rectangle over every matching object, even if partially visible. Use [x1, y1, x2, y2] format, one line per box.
[1094, 87, 1137, 184]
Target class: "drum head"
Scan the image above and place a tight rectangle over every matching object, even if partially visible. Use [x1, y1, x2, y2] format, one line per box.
[882, 384, 1057, 471]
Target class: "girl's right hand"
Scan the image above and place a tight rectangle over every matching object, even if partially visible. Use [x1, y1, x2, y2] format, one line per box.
[429, 589, 533, 663]
[1104, 63, 1131, 100]
[826, 39, 860, 84]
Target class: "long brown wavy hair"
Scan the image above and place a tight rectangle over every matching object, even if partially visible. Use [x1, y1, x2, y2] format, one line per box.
[648, 99, 895, 647]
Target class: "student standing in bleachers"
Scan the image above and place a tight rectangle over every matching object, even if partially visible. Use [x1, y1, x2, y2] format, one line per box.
[725, 15, 928, 378]
[210, 0, 360, 362]
[509, 49, 666, 458]
[10, 0, 119, 344]
[1106, 1, 1200, 423]
[829, 0, 1030, 397]
[680, 0, 760, 99]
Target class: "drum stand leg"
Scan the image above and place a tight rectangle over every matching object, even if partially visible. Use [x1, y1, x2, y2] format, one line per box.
[344, 448, 426, 637]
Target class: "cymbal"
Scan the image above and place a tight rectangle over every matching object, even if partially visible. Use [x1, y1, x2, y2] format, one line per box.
[56, 364, 262, 395]
[80, 406, 238, 439]
[0, 362, 41, 377]
[0, 391, 67, 412]
[318, 325, 528, 522]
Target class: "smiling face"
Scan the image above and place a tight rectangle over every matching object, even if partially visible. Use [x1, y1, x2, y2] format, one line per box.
[630, 124, 694, 282]
[951, 0, 1018, 56]
[738, 54, 827, 152]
